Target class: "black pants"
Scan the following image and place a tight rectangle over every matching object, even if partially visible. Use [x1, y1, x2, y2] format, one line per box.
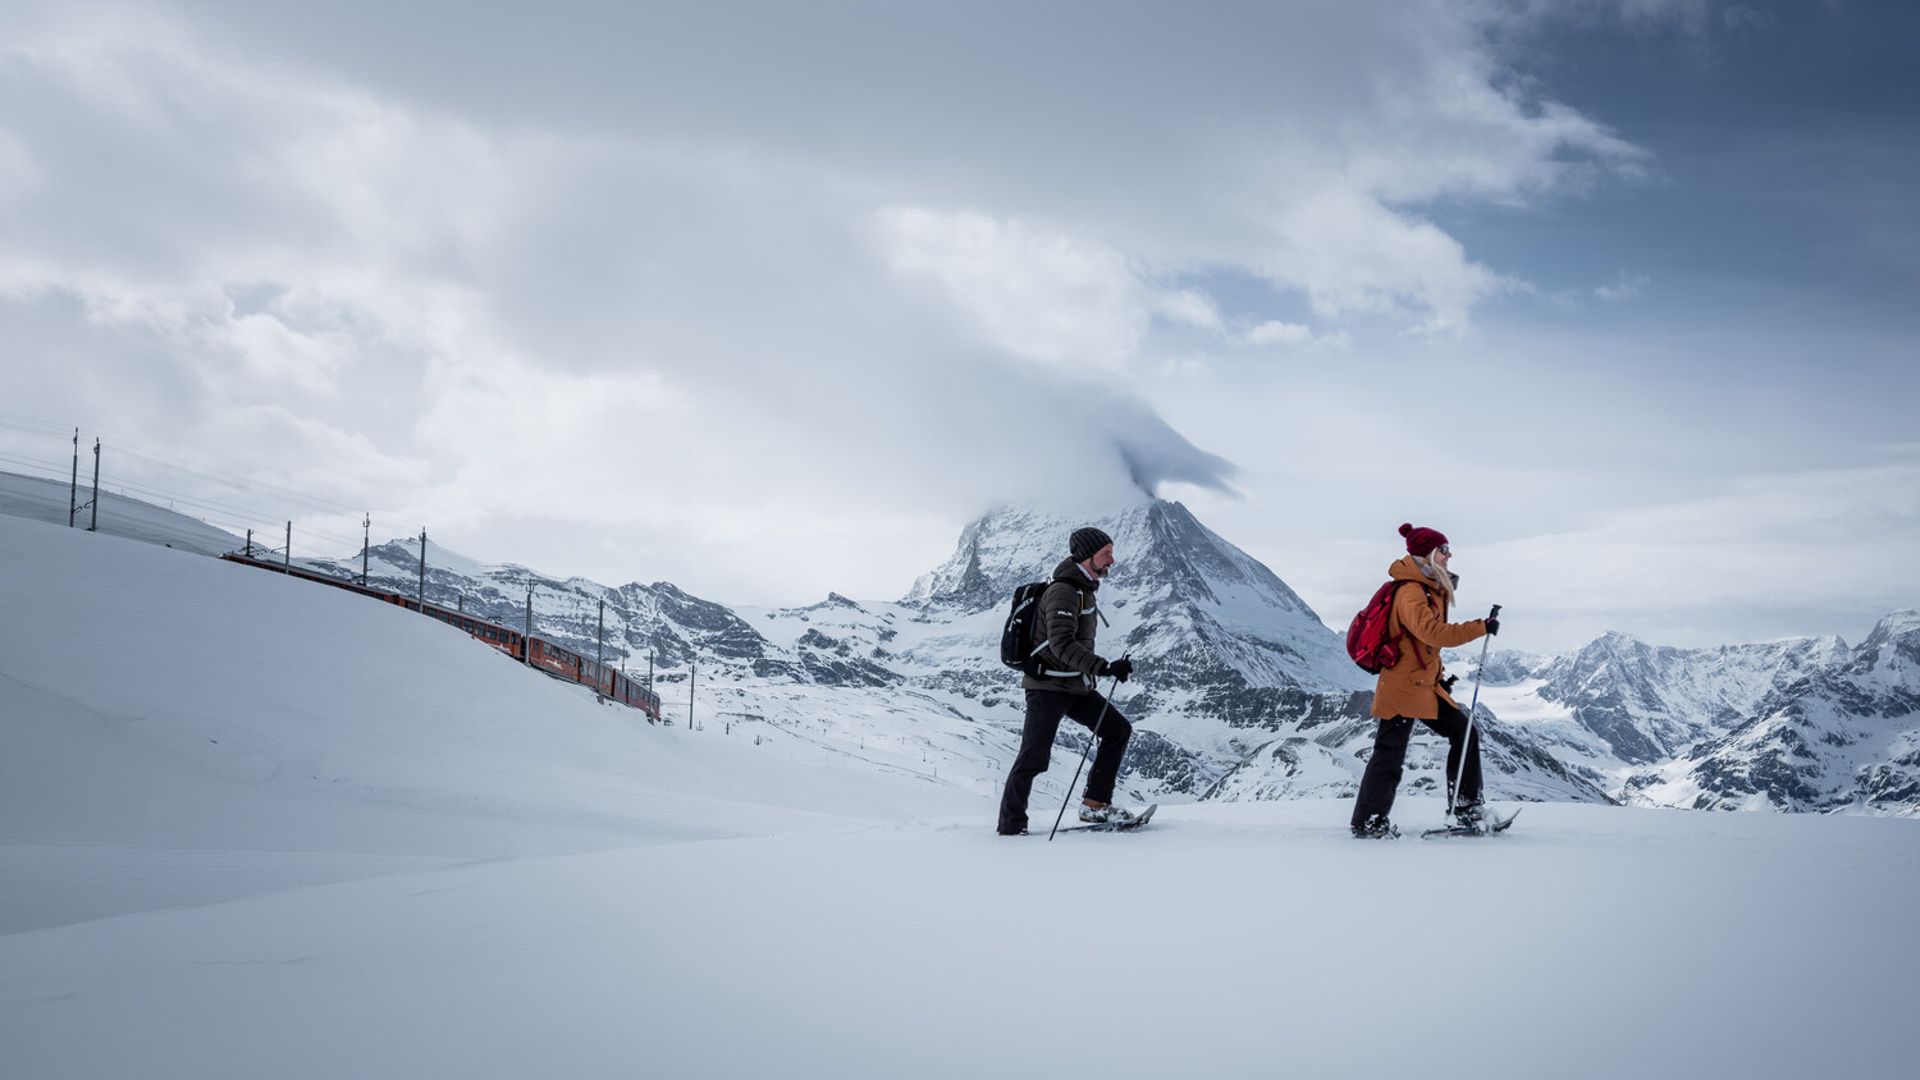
[997, 689, 1133, 834]
[1350, 699, 1483, 829]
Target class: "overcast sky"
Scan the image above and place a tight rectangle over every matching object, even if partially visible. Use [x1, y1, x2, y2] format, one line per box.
[2, 0, 1915, 653]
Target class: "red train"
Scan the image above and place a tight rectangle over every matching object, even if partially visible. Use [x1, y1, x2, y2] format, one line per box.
[220, 552, 663, 721]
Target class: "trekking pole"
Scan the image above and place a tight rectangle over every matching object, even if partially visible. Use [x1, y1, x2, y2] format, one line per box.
[1448, 604, 1502, 826]
[1047, 651, 1131, 842]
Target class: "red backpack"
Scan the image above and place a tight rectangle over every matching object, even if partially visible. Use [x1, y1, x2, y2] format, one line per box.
[1345, 580, 1430, 674]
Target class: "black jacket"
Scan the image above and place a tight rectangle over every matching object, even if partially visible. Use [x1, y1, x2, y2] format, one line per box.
[1020, 558, 1108, 695]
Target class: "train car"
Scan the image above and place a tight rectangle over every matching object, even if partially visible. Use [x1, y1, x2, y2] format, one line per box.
[417, 603, 520, 660]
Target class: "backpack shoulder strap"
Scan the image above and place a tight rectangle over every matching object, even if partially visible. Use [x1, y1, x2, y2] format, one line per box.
[1385, 579, 1434, 671]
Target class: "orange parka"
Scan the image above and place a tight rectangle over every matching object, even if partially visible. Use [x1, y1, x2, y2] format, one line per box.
[1369, 555, 1491, 720]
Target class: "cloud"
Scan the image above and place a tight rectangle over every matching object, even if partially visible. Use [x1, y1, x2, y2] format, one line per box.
[1594, 273, 1651, 302]
[1153, 289, 1225, 332]
[1252, 189, 1522, 336]
[875, 208, 1153, 376]
[0, 1, 1658, 603]
[1500, 0, 1775, 45]
[1242, 320, 1351, 351]
[1471, 457, 1920, 649]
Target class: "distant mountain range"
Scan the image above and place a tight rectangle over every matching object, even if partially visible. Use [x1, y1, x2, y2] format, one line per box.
[1469, 613, 1920, 813]
[6, 468, 1913, 816]
[296, 498, 1635, 809]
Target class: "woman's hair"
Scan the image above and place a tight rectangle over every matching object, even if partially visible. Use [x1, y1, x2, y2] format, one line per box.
[1416, 554, 1456, 608]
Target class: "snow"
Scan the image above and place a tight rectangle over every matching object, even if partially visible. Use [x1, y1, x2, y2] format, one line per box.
[4, 505, 1920, 1078]
[5, 801, 1916, 1079]
[0, 514, 982, 934]
[0, 469, 241, 556]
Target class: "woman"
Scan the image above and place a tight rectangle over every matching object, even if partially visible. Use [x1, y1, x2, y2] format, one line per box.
[1350, 523, 1499, 839]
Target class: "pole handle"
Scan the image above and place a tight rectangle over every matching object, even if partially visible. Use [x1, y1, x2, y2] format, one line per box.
[1488, 603, 1502, 620]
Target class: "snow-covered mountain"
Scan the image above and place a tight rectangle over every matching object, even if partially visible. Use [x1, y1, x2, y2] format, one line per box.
[1630, 611, 1920, 813]
[1530, 632, 1846, 764]
[5, 469, 1913, 815]
[298, 496, 1610, 807]
[907, 501, 1355, 693]
[1468, 618, 1920, 815]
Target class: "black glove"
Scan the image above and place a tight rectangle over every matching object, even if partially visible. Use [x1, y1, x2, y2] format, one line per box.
[1440, 674, 1459, 694]
[1484, 617, 1501, 636]
[1102, 658, 1134, 683]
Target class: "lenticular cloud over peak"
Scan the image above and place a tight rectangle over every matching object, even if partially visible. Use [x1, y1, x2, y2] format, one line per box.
[1115, 427, 1238, 500]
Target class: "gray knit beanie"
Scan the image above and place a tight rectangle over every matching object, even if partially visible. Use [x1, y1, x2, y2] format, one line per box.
[1070, 527, 1114, 563]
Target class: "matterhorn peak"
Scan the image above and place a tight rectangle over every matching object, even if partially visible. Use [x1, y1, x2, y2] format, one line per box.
[901, 497, 1364, 693]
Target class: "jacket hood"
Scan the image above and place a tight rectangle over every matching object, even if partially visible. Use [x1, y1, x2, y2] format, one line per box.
[1388, 555, 1459, 608]
[1052, 557, 1102, 592]
[1388, 554, 1431, 585]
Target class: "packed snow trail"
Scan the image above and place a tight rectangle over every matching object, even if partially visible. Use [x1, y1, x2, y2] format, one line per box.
[4, 801, 1916, 1079]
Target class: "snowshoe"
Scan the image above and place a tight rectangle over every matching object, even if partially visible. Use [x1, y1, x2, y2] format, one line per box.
[1060, 803, 1157, 834]
[1422, 807, 1521, 839]
[1351, 815, 1400, 840]
[1078, 801, 1139, 826]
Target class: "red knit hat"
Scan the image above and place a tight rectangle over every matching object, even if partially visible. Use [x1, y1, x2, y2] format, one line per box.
[1399, 522, 1448, 558]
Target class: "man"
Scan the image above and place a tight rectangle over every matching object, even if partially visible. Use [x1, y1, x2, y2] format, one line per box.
[996, 526, 1139, 836]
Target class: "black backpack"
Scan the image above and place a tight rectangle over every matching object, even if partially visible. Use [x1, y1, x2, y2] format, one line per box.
[1000, 581, 1051, 676]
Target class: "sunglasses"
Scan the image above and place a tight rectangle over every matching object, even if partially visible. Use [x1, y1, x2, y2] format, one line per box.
[1436, 545, 1452, 556]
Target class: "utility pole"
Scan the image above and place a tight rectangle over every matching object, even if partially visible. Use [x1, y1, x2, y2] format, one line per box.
[245, 529, 253, 558]
[87, 438, 99, 531]
[689, 657, 697, 731]
[68, 429, 78, 527]
[594, 599, 606, 701]
[361, 513, 370, 585]
[523, 580, 534, 666]
[416, 528, 427, 611]
[283, 520, 291, 569]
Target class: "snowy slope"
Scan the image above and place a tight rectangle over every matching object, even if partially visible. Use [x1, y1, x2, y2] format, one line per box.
[0, 469, 241, 555]
[0, 514, 984, 933]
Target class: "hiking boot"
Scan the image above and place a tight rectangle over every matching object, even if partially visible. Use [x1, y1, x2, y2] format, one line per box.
[1351, 814, 1399, 839]
[1078, 800, 1138, 826]
[1453, 800, 1488, 830]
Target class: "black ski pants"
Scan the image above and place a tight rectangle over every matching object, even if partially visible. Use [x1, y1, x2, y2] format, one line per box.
[997, 688, 1132, 834]
[1350, 699, 1483, 829]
